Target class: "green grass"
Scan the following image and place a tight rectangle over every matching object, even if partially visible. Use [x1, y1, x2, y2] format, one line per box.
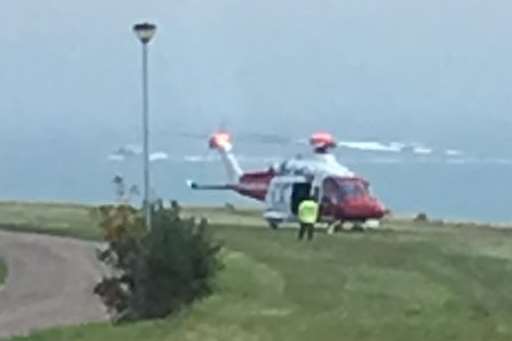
[0, 201, 102, 240]
[0, 258, 6, 286]
[4, 202, 512, 340]
[0, 202, 267, 240]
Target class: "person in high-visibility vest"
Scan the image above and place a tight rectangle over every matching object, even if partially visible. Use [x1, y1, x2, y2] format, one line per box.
[298, 198, 319, 240]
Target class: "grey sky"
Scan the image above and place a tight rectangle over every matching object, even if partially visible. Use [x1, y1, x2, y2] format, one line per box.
[2, 0, 512, 156]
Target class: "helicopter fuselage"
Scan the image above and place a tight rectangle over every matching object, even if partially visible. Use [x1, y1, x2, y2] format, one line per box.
[189, 131, 387, 226]
[230, 154, 386, 224]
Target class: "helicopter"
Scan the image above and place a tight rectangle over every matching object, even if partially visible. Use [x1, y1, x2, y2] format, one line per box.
[187, 131, 387, 231]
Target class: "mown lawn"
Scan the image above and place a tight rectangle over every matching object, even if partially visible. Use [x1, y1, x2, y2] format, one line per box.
[0, 202, 264, 240]
[0, 201, 102, 240]
[0, 258, 6, 286]
[3, 202, 512, 340]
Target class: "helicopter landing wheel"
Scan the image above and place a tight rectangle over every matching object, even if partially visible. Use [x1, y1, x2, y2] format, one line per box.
[267, 219, 281, 230]
[352, 221, 366, 232]
[326, 220, 343, 234]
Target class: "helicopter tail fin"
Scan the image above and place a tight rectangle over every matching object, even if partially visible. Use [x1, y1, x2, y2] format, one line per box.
[208, 132, 243, 183]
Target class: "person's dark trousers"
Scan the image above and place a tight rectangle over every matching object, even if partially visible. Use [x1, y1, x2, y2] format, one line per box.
[298, 223, 314, 241]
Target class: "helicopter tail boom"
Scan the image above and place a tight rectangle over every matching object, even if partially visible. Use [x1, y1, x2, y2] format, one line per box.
[208, 132, 243, 182]
[186, 180, 234, 191]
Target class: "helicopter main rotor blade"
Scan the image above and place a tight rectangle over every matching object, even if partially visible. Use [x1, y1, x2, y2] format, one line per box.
[175, 130, 465, 157]
[336, 141, 404, 152]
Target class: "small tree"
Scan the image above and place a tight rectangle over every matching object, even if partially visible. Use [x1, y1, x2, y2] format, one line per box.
[414, 212, 429, 222]
[112, 175, 140, 204]
[94, 201, 222, 322]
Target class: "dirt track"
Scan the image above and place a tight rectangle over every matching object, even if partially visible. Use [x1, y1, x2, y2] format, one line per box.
[0, 231, 107, 339]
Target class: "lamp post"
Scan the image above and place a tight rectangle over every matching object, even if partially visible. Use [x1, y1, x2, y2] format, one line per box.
[133, 22, 157, 231]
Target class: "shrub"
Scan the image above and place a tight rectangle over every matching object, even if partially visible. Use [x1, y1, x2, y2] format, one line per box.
[224, 202, 236, 212]
[94, 201, 222, 323]
[414, 212, 428, 222]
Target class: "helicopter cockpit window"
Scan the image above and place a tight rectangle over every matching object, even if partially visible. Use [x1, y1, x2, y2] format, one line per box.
[338, 181, 367, 199]
[322, 177, 369, 204]
[322, 178, 340, 204]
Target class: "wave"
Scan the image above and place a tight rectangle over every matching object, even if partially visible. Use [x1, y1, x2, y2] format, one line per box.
[107, 154, 125, 162]
[338, 141, 403, 152]
[336, 141, 466, 158]
[183, 155, 218, 163]
[183, 154, 282, 164]
[109, 150, 512, 167]
[149, 152, 169, 161]
[108, 151, 169, 162]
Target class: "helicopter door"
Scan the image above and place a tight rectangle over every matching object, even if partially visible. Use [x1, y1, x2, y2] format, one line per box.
[264, 176, 309, 222]
[264, 181, 292, 219]
[291, 182, 312, 214]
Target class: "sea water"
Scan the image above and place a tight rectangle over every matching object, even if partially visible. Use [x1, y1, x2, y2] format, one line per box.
[1, 139, 511, 224]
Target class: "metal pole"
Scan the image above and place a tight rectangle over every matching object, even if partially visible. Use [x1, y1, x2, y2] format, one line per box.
[142, 42, 151, 231]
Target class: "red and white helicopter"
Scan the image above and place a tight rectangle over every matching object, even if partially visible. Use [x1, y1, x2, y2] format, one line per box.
[187, 131, 387, 231]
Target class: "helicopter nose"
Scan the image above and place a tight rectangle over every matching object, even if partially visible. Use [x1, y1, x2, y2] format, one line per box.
[373, 201, 387, 218]
[343, 197, 386, 219]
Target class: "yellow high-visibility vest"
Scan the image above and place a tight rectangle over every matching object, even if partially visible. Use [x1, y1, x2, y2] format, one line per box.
[298, 200, 319, 224]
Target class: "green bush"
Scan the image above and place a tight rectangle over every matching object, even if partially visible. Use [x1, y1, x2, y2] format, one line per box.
[94, 201, 222, 323]
[414, 212, 429, 222]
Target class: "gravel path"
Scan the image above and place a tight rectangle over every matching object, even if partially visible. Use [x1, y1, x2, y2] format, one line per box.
[0, 230, 107, 339]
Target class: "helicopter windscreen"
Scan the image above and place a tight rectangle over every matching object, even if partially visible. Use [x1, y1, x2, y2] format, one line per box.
[322, 177, 369, 204]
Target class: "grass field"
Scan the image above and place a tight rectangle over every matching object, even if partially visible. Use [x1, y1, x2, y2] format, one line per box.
[3, 202, 512, 340]
[0, 202, 266, 240]
[0, 258, 6, 286]
[0, 201, 103, 240]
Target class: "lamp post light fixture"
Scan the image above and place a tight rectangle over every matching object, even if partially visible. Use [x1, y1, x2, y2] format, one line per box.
[133, 22, 157, 231]
[133, 22, 157, 44]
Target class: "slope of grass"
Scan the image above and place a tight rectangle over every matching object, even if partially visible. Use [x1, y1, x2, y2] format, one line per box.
[0, 259, 6, 286]
[0, 202, 264, 240]
[0, 201, 102, 240]
[3, 202, 512, 340]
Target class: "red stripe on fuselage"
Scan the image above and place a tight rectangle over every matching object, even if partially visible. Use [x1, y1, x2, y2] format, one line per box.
[234, 170, 275, 201]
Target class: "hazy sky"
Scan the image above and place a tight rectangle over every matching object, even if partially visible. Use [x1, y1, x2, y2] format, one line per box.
[2, 0, 512, 156]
